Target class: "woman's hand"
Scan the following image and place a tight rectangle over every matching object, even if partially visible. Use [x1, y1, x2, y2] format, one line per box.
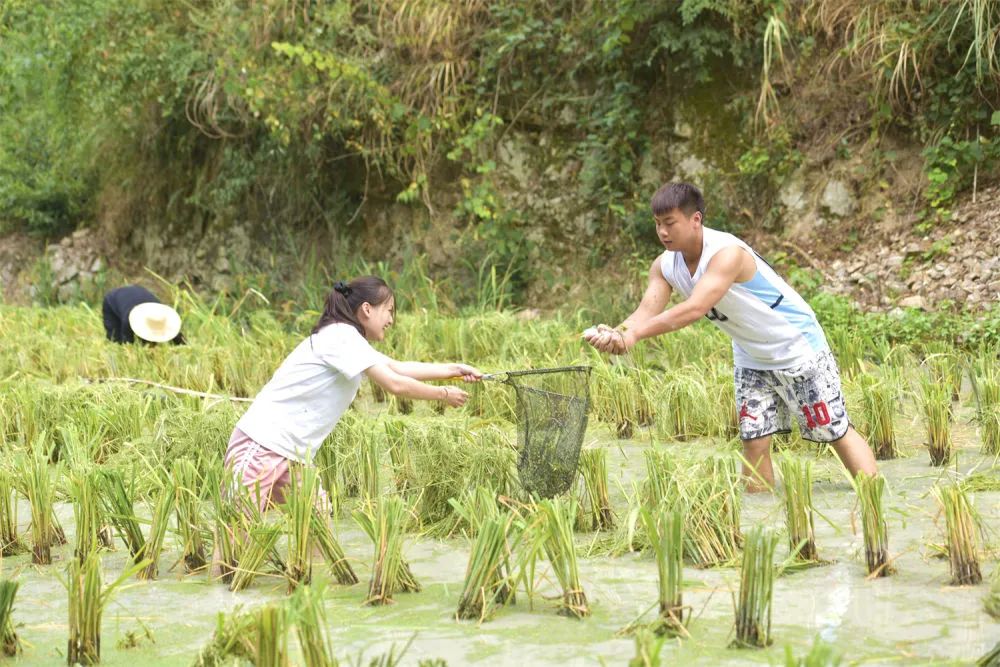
[441, 386, 469, 407]
[452, 363, 483, 382]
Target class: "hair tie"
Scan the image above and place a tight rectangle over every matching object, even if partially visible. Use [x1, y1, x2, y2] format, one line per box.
[333, 281, 352, 297]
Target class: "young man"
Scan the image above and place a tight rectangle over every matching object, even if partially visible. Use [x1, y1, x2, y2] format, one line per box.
[584, 182, 877, 491]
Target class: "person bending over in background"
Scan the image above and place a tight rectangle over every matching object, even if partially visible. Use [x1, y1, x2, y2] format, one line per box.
[584, 182, 877, 491]
[102, 284, 185, 345]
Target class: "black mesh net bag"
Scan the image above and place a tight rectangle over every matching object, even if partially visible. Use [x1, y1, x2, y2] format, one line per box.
[488, 366, 592, 498]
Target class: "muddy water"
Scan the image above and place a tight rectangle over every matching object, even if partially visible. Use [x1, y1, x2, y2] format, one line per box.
[6, 420, 1000, 665]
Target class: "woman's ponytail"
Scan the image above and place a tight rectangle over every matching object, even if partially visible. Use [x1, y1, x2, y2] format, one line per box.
[313, 276, 393, 337]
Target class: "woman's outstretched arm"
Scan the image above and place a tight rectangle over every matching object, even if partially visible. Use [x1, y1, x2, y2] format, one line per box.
[387, 361, 481, 382]
[366, 363, 474, 407]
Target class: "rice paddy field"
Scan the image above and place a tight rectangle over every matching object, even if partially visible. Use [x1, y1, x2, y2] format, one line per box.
[1, 287, 999, 666]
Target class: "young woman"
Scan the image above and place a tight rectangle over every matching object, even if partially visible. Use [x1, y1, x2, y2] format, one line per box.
[225, 276, 481, 510]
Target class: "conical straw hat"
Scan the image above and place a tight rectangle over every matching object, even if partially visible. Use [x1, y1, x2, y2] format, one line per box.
[128, 302, 181, 343]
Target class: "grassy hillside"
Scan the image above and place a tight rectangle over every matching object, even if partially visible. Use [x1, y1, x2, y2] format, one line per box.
[1, 1, 999, 297]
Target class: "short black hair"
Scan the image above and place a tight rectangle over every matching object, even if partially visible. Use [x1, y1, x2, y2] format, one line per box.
[651, 182, 705, 218]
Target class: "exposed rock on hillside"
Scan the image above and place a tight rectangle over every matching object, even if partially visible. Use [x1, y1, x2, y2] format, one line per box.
[820, 183, 1000, 312]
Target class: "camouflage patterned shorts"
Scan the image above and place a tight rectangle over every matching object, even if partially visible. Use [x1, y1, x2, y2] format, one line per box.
[734, 348, 850, 443]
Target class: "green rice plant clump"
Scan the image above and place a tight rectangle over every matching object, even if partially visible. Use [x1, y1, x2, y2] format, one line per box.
[311, 506, 359, 585]
[229, 524, 284, 593]
[139, 484, 175, 580]
[291, 585, 336, 667]
[934, 484, 982, 585]
[70, 471, 104, 562]
[855, 473, 892, 577]
[639, 506, 687, 637]
[627, 452, 742, 566]
[0, 471, 25, 556]
[579, 448, 615, 531]
[254, 604, 289, 667]
[600, 493, 649, 555]
[657, 371, 711, 441]
[329, 412, 368, 499]
[282, 467, 319, 590]
[683, 456, 743, 567]
[970, 351, 1000, 455]
[463, 425, 518, 496]
[99, 469, 147, 566]
[979, 407, 1000, 457]
[58, 424, 105, 474]
[0, 580, 20, 657]
[918, 375, 953, 466]
[355, 496, 421, 606]
[629, 627, 666, 667]
[313, 441, 341, 518]
[208, 466, 287, 589]
[828, 328, 863, 379]
[643, 449, 678, 509]
[456, 512, 516, 622]
[408, 422, 516, 528]
[67, 549, 144, 665]
[777, 456, 818, 562]
[706, 362, 740, 439]
[385, 419, 416, 495]
[732, 526, 778, 649]
[206, 465, 241, 585]
[191, 607, 256, 666]
[634, 369, 658, 427]
[857, 373, 901, 460]
[447, 484, 503, 538]
[360, 437, 382, 509]
[172, 458, 208, 572]
[595, 367, 641, 439]
[925, 349, 963, 401]
[18, 449, 58, 565]
[534, 498, 590, 619]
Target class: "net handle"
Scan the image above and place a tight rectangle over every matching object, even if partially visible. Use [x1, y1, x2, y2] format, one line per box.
[482, 365, 592, 383]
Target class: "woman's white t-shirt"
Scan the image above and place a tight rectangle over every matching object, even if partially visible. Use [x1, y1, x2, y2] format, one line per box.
[237, 323, 389, 463]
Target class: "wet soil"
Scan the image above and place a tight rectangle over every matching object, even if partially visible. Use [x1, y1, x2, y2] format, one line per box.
[5, 418, 999, 665]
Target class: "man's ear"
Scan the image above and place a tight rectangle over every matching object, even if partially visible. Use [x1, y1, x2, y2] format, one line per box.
[692, 211, 703, 226]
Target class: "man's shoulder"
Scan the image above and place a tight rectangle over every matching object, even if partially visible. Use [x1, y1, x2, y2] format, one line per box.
[704, 227, 749, 245]
[653, 249, 675, 273]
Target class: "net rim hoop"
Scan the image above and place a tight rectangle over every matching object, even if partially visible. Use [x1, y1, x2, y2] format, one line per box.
[489, 365, 592, 382]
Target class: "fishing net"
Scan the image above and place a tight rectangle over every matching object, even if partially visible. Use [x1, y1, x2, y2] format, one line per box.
[489, 366, 592, 498]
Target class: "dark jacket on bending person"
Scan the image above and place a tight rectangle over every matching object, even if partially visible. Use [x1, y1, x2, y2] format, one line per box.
[102, 285, 185, 344]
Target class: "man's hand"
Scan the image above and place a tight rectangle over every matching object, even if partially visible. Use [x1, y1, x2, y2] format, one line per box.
[583, 324, 634, 355]
[452, 364, 482, 382]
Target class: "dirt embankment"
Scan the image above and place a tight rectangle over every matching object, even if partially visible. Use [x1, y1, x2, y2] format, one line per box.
[0, 232, 43, 303]
[815, 183, 1000, 312]
[1, 184, 998, 311]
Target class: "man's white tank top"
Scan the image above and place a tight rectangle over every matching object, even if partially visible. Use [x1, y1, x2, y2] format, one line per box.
[660, 227, 828, 370]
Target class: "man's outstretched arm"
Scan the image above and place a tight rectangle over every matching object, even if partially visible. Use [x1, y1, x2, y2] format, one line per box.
[611, 246, 751, 353]
[585, 256, 672, 354]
